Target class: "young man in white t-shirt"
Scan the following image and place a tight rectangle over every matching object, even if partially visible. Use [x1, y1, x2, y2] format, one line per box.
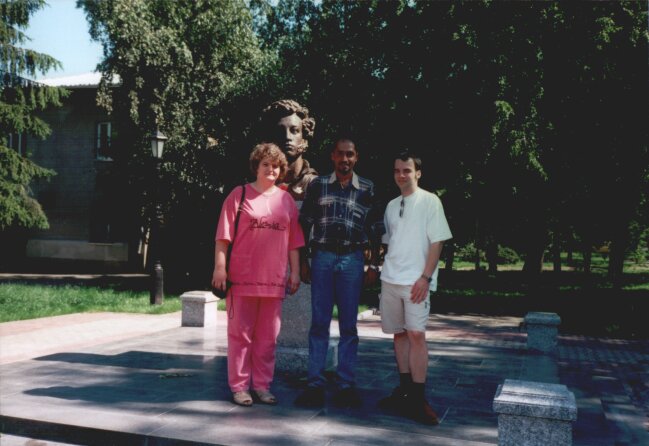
[378, 152, 452, 425]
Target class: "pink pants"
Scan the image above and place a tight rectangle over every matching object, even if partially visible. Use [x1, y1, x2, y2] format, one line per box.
[226, 295, 283, 392]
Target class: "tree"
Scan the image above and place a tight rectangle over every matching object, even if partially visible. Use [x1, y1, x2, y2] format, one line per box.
[255, 0, 648, 285]
[79, 0, 275, 286]
[0, 0, 67, 231]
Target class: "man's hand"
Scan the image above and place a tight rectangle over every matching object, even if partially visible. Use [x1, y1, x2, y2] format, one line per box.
[410, 277, 430, 303]
[364, 267, 379, 287]
[300, 260, 311, 284]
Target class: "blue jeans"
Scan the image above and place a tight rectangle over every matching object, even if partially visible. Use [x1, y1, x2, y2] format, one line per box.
[308, 249, 364, 389]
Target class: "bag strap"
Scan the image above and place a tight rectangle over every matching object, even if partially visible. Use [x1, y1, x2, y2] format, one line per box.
[226, 184, 246, 270]
[226, 184, 246, 320]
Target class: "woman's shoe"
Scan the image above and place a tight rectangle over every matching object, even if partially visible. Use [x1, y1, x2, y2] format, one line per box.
[253, 389, 278, 405]
[232, 390, 253, 407]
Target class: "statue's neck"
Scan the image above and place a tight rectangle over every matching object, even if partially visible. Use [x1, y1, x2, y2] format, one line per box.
[286, 156, 304, 182]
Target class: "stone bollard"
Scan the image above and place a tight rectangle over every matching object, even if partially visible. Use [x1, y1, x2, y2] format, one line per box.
[493, 379, 577, 446]
[181, 291, 218, 327]
[525, 312, 561, 354]
[275, 286, 337, 375]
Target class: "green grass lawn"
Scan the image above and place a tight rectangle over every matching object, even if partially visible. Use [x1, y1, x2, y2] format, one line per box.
[0, 282, 370, 323]
[0, 283, 182, 323]
[445, 251, 649, 277]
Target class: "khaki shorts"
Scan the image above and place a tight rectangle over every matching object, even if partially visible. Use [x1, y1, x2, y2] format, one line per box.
[379, 280, 430, 334]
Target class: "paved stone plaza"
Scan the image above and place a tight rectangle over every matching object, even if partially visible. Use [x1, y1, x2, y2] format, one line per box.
[1, 310, 648, 445]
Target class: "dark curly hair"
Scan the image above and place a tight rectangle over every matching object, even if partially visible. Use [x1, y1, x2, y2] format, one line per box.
[260, 99, 316, 144]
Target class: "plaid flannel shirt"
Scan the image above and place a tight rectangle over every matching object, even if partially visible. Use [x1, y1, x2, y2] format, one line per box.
[300, 172, 381, 247]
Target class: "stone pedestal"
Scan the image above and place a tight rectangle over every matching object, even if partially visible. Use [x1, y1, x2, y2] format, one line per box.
[525, 312, 561, 353]
[521, 353, 559, 384]
[493, 379, 577, 446]
[181, 291, 218, 327]
[275, 285, 337, 375]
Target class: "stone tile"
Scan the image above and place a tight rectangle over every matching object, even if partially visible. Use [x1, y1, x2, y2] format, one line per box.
[434, 406, 498, 444]
[2, 312, 648, 445]
[0, 434, 82, 446]
[1, 398, 167, 436]
[4, 383, 178, 417]
[152, 410, 331, 446]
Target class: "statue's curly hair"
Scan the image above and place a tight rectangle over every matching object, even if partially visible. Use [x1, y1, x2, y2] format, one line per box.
[261, 99, 316, 141]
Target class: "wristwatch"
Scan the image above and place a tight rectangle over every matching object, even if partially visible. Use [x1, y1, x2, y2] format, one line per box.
[368, 265, 379, 271]
[421, 273, 432, 283]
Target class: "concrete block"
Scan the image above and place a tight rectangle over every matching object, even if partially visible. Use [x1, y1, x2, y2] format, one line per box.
[493, 379, 577, 446]
[181, 291, 218, 327]
[525, 312, 561, 353]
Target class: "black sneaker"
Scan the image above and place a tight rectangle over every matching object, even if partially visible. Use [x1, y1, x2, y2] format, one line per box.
[332, 387, 362, 408]
[294, 387, 325, 408]
[378, 386, 408, 412]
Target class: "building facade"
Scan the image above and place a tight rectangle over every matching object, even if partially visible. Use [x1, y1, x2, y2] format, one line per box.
[22, 74, 136, 270]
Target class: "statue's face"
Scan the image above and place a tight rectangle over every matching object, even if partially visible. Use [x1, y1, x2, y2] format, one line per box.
[276, 113, 307, 161]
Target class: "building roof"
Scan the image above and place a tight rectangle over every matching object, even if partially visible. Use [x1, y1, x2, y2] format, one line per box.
[40, 72, 120, 88]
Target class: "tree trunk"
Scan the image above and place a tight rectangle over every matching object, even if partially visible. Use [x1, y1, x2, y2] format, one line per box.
[583, 249, 592, 275]
[486, 236, 498, 274]
[522, 245, 545, 277]
[445, 243, 455, 271]
[608, 227, 629, 288]
[522, 226, 547, 284]
[552, 231, 561, 273]
[474, 221, 481, 272]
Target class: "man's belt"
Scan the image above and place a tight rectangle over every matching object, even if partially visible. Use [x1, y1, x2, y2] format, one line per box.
[312, 242, 363, 255]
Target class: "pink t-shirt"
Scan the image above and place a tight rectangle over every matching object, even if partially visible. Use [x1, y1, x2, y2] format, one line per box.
[216, 184, 305, 298]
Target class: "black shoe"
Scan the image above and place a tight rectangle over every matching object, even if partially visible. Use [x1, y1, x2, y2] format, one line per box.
[294, 387, 325, 408]
[333, 387, 362, 408]
[378, 386, 408, 412]
[405, 397, 439, 425]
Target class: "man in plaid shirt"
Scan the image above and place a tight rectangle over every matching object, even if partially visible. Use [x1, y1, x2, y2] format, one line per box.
[295, 137, 381, 408]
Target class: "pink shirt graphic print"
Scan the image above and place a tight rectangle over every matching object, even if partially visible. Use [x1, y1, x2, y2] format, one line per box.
[216, 184, 305, 298]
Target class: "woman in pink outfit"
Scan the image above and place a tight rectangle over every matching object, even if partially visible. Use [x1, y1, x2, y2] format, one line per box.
[212, 143, 304, 407]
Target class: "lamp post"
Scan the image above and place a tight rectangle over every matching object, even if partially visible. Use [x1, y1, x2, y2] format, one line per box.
[150, 129, 167, 305]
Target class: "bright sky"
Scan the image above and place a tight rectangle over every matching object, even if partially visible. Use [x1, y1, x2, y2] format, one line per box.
[25, 0, 103, 80]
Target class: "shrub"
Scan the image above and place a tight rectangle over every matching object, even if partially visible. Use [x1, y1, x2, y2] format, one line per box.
[457, 242, 485, 262]
[497, 245, 522, 264]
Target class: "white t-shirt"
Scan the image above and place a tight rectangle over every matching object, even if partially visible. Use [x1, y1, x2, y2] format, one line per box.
[381, 188, 452, 291]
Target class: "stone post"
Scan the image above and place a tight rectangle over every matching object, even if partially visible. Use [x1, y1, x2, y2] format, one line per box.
[275, 286, 337, 375]
[181, 291, 218, 327]
[525, 312, 561, 354]
[493, 379, 578, 446]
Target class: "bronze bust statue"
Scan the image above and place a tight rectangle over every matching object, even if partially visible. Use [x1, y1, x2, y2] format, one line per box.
[261, 100, 318, 203]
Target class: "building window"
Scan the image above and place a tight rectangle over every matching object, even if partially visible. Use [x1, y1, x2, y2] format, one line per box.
[96, 121, 113, 160]
[8, 132, 26, 155]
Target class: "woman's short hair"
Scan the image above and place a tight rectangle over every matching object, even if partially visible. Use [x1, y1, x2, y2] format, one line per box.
[249, 143, 288, 182]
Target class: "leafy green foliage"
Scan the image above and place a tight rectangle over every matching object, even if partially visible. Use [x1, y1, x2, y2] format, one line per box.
[78, 0, 279, 283]
[0, 0, 67, 230]
[78, 0, 647, 287]
[253, 0, 647, 282]
[0, 144, 53, 229]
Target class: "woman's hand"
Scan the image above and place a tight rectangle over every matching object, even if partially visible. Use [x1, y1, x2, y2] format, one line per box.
[287, 271, 300, 295]
[211, 267, 228, 292]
